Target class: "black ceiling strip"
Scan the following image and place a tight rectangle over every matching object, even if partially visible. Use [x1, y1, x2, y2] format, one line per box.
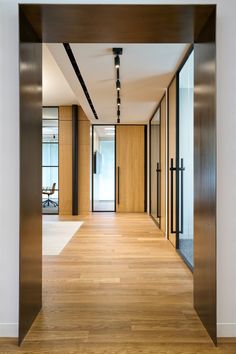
[63, 43, 99, 120]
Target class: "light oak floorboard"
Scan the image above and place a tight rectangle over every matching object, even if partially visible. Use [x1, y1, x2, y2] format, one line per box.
[1, 213, 235, 353]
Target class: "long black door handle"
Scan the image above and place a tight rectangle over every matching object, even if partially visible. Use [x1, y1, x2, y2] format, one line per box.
[170, 158, 176, 234]
[179, 158, 185, 234]
[156, 162, 161, 218]
[117, 166, 120, 205]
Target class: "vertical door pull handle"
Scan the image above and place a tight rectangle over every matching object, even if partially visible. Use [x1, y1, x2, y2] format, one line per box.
[170, 158, 177, 234]
[179, 158, 185, 234]
[156, 162, 161, 218]
[117, 166, 120, 205]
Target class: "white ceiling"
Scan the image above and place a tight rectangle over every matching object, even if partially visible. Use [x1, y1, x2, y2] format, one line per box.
[42, 44, 78, 106]
[46, 43, 189, 123]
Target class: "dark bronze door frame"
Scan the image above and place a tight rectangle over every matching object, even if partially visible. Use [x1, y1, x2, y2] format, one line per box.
[19, 4, 216, 345]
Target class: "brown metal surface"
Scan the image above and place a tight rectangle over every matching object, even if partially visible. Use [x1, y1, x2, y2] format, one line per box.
[18, 3, 216, 345]
[20, 4, 214, 43]
[19, 10, 42, 345]
[194, 10, 217, 344]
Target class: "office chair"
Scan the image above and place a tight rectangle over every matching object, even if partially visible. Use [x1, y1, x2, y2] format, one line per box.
[42, 182, 58, 207]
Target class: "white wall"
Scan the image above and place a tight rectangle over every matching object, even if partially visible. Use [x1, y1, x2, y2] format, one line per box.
[0, 0, 235, 338]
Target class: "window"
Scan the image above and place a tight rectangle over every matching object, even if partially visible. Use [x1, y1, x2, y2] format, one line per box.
[42, 107, 59, 214]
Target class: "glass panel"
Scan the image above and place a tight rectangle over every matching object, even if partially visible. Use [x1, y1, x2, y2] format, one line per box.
[42, 107, 59, 214]
[178, 51, 194, 268]
[43, 143, 58, 166]
[42, 127, 58, 142]
[150, 109, 160, 224]
[42, 167, 58, 189]
[43, 107, 58, 119]
[93, 125, 115, 211]
[43, 119, 58, 128]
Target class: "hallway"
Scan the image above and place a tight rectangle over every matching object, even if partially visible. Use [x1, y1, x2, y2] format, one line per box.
[2, 214, 235, 353]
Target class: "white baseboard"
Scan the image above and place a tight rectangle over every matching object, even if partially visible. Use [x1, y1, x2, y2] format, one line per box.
[217, 323, 236, 337]
[0, 323, 18, 337]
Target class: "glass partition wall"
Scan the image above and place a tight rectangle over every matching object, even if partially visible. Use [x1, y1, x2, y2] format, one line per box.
[92, 125, 115, 211]
[150, 109, 160, 226]
[177, 50, 194, 268]
[42, 107, 59, 214]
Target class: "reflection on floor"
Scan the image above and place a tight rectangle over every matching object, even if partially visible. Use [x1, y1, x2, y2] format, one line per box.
[3, 213, 222, 353]
[179, 238, 194, 267]
[93, 200, 115, 211]
[43, 219, 83, 255]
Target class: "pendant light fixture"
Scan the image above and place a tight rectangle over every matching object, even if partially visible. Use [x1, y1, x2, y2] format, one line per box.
[113, 48, 123, 124]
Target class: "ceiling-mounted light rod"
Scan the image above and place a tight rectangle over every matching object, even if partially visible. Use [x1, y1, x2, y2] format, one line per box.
[113, 47, 123, 124]
[115, 55, 120, 68]
[116, 80, 121, 91]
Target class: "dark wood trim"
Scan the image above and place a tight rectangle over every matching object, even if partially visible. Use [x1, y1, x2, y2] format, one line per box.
[20, 4, 216, 43]
[19, 8, 42, 345]
[193, 8, 217, 344]
[19, 3, 217, 345]
[72, 104, 79, 215]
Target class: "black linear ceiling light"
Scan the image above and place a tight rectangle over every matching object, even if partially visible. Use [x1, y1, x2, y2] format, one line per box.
[115, 55, 120, 68]
[116, 80, 121, 91]
[63, 43, 99, 120]
[113, 48, 123, 124]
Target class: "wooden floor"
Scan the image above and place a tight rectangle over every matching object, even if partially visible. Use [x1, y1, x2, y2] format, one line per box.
[1, 213, 236, 353]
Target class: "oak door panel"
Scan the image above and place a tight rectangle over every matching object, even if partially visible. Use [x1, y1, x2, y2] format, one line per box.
[116, 126, 145, 212]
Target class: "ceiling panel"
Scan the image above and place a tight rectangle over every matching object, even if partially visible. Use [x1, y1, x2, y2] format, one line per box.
[47, 43, 189, 123]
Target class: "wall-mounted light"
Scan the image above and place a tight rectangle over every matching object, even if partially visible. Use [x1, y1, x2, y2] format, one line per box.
[113, 48, 123, 124]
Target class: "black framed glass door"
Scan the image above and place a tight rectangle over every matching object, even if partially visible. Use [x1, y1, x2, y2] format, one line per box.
[177, 50, 194, 268]
[92, 125, 116, 211]
[150, 109, 161, 225]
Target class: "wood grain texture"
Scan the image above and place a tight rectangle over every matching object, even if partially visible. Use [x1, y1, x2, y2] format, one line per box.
[59, 106, 72, 215]
[160, 95, 167, 234]
[59, 106, 72, 121]
[2, 213, 234, 353]
[116, 126, 145, 212]
[20, 4, 215, 44]
[194, 10, 216, 344]
[78, 107, 91, 213]
[168, 78, 177, 247]
[19, 9, 42, 344]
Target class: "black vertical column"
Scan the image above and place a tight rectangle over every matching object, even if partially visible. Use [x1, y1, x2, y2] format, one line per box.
[72, 105, 79, 215]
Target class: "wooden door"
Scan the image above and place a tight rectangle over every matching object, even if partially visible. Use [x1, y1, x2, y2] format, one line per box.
[168, 78, 177, 247]
[116, 125, 145, 212]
